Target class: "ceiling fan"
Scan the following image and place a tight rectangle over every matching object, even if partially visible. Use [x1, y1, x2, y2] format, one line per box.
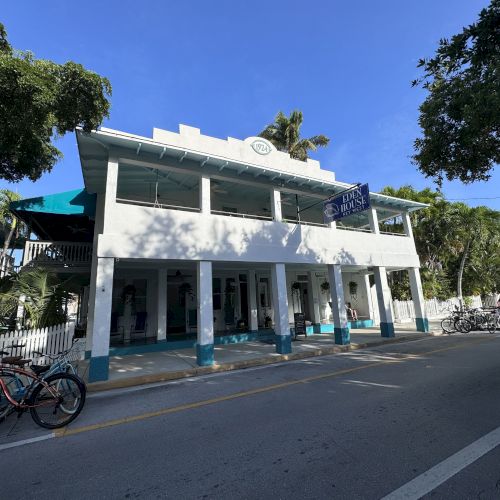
[211, 180, 228, 194]
[167, 270, 194, 282]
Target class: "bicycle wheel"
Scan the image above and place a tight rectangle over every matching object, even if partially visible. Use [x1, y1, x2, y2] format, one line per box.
[487, 315, 499, 334]
[56, 375, 82, 415]
[455, 318, 472, 333]
[0, 372, 23, 421]
[441, 318, 455, 334]
[29, 373, 86, 429]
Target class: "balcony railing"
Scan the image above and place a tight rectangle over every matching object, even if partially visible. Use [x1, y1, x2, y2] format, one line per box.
[22, 241, 93, 268]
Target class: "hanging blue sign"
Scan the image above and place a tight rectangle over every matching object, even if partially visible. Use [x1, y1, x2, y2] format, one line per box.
[323, 183, 371, 222]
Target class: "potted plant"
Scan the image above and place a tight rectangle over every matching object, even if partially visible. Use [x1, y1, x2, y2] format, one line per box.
[121, 284, 136, 305]
[291, 281, 301, 313]
[264, 315, 272, 328]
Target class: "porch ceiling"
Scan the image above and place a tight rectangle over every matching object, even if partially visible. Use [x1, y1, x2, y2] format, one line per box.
[113, 259, 398, 275]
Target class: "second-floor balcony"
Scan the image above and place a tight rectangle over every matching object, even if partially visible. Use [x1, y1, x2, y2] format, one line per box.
[22, 240, 93, 269]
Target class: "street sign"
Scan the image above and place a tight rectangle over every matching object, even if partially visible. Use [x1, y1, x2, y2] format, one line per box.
[323, 183, 371, 223]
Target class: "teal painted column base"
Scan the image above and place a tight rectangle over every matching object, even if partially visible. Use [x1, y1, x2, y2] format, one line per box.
[380, 322, 395, 337]
[275, 335, 292, 354]
[196, 343, 214, 366]
[88, 356, 110, 382]
[416, 317, 430, 333]
[334, 327, 350, 345]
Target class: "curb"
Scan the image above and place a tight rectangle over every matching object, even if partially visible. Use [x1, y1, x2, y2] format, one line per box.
[87, 334, 428, 393]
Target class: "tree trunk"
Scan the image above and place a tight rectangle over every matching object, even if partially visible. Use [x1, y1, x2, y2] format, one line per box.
[457, 239, 471, 308]
[0, 219, 16, 277]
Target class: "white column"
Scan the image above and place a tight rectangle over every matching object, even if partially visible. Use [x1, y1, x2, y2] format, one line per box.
[271, 188, 282, 222]
[271, 263, 291, 353]
[308, 271, 321, 325]
[327, 264, 350, 344]
[157, 268, 168, 341]
[103, 157, 119, 234]
[88, 257, 115, 382]
[197, 260, 214, 365]
[200, 176, 211, 214]
[364, 274, 375, 321]
[368, 207, 380, 234]
[86, 194, 105, 351]
[402, 212, 414, 240]
[408, 267, 429, 332]
[373, 266, 395, 337]
[248, 271, 258, 331]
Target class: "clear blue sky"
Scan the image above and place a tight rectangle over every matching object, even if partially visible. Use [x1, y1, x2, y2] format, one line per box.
[1, 0, 498, 209]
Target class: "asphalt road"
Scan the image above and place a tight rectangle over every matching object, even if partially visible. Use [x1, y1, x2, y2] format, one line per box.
[2, 333, 500, 500]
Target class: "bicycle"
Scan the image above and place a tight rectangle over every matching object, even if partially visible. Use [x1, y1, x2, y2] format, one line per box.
[0, 350, 86, 429]
[441, 309, 472, 334]
[487, 308, 500, 334]
[0, 339, 85, 421]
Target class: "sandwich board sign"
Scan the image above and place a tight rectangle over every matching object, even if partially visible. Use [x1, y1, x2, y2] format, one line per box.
[323, 183, 371, 223]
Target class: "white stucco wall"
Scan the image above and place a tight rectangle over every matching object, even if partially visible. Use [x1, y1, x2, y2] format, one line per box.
[149, 125, 335, 182]
[97, 202, 420, 268]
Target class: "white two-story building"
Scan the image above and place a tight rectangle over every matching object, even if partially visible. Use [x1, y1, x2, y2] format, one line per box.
[12, 124, 429, 382]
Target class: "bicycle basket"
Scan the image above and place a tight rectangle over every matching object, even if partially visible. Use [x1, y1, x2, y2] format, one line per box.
[65, 339, 86, 363]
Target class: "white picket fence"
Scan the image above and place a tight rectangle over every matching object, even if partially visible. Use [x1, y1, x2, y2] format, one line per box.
[0, 322, 76, 364]
[393, 295, 488, 322]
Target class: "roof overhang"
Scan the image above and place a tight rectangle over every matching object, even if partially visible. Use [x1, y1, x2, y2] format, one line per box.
[76, 127, 429, 214]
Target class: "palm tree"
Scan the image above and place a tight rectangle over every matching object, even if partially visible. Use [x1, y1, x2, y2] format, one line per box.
[0, 189, 22, 276]
[259, 110, 330, 161]
[0, 268, 69, 329]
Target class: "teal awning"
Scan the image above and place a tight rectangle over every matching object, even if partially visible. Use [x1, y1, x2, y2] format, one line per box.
[10, 189, 96, 218]
[10, 189, 96, 242]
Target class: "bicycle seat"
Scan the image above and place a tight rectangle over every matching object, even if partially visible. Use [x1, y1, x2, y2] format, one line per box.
[9, 359, 32, 367]
[30, 364, 51, 375]
[1, 355, 23, 364]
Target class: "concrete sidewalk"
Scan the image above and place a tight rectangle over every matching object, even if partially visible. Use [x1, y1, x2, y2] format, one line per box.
[85, 321, 440, 392]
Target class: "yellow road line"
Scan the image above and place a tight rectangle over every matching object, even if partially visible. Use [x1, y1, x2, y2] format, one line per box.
[55, 337, 494, 438]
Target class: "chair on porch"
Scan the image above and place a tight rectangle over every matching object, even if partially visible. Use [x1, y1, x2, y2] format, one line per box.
[109, 312, 124, 344]
[130, 311, 148, 342]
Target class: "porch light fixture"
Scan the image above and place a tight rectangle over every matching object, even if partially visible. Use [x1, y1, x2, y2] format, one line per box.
[136, 143, 142, 155]
[159, 147, 166, 159]
[200, 156, 210, 167]
[179, 151, 187, 162]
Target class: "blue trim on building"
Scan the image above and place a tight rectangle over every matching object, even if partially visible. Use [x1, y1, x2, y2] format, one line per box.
[275, 335, 292, 354]
[196, 343, 214, 366]
[334, 327, 350, 345]
[380, 322, 395, 337]
[88, 356, 109, 382]
[349, 319, 374, 329]
[415, 317, 429, 333]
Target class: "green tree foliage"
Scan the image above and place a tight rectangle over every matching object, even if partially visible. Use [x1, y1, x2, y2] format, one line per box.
[0, 23, 112, 182]
[412, 1, 500, 185]
[0, 268, 69, 329]
[259, 110, 330, 161]
[381, 185, 500, 300]
[0, 189, 25, 276]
